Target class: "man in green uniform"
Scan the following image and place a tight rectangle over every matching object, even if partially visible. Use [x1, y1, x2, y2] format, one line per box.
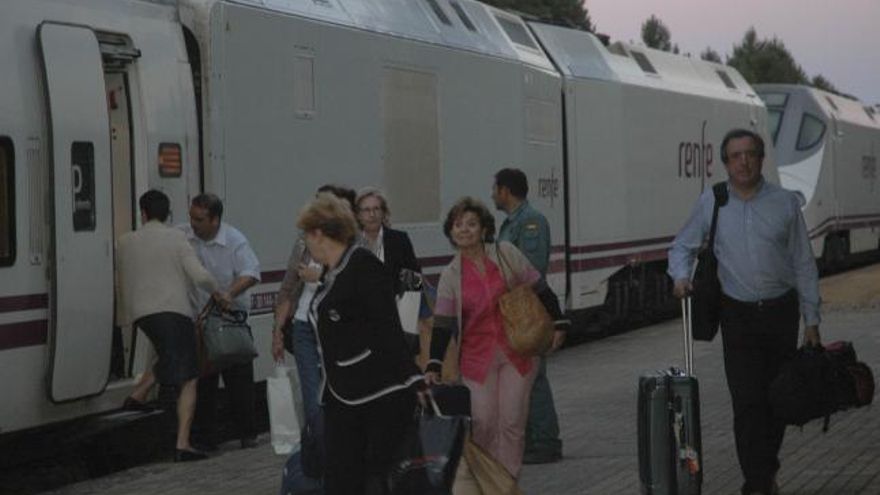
[492, 168, 566, 464]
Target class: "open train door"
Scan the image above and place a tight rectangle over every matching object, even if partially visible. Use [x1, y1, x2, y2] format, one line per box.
[38, 22, 114, 402]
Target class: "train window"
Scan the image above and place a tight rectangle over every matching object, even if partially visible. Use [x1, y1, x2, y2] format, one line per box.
[768, 110, 784, 145]
[450, 1, 477, 32]
[716, 70, 737, 89]
[630, 51, 658, 74]
[425, 0, 452, 26]
[71, 142, 96, 232]
[759, 92, 789, 108]
[0, 137, 15, 266]
[796, 114, 826, 151]
[760, 93, 789, 145]
[496, 15, 538, 50]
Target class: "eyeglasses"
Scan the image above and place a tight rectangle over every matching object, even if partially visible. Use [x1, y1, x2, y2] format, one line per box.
[359, 207, 383, 215]
[728, 149, 760, 162]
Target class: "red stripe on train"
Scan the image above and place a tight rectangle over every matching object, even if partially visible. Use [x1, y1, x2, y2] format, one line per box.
[0, 320, 48, 350]
[0, 293, 49, 313]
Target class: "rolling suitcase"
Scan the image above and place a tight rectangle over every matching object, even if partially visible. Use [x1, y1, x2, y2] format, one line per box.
[638, 297, 703, 495]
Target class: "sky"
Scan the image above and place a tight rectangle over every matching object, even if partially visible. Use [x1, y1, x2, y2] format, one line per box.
[585, 0, 880, 106]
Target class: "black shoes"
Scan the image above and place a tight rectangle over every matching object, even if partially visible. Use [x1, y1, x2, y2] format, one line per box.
[174, 448, 208, 462]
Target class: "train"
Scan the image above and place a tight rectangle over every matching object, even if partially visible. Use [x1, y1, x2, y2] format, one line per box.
[755, 84, 880, 270]
[0, 0, 872, 439]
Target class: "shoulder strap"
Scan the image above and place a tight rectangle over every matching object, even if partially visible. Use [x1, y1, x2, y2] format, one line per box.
[494, 243, 513, 289]
[707, 182, 729, 249]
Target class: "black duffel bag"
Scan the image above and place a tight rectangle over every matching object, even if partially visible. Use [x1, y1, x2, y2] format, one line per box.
[690, 182, 728, 341]
[769, 341, 875, 431]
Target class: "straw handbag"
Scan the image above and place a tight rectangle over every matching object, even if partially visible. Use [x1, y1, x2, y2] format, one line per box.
[495, 246, 554, 357]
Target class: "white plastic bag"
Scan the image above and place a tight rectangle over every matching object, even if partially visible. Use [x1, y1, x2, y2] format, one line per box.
[397, 291, 421, 335]
[267, 365, 301, 455]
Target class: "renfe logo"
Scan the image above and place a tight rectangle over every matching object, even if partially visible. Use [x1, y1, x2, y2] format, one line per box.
[678, 121, 714, 189]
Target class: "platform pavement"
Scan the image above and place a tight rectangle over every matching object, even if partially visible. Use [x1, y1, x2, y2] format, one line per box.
[42, 308, 880, 495]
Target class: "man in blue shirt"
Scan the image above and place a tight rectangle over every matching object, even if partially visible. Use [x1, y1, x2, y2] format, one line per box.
[669, 129, 821, 495]
[493, 168, 566, 464]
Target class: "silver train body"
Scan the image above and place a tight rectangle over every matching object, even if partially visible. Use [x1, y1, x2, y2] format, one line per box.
[756, 84, 880, 267]
[1, 0, 772, 434]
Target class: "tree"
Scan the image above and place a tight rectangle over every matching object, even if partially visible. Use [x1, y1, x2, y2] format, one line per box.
[641, 14, 672, 51]
[727, 27, 807, 84]
[700, 47, 722, 63]
[482, 0, 593, 32]
[811, 74, 839, 95]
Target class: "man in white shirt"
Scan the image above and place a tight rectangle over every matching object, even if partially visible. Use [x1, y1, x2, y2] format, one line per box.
[180, 193, 261, 449]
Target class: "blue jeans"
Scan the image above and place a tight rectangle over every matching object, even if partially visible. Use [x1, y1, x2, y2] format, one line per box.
[280, 448, 323, 495]
[292, 319, 322, 422]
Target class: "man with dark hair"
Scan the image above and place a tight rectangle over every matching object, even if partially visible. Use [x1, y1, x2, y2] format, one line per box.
[118, 189, 228, 462]
[190, 193, 223, 222]
[668, 129, 821, 495]
[180, 193, 261, 449]
[138, 189, 171, 221]
[492, 167, 567, 464]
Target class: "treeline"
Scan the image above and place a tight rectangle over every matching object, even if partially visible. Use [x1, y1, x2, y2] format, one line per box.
[640, 15, 845, 97]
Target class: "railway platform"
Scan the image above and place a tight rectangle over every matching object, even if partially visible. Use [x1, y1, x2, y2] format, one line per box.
[40, 270, 880, 495]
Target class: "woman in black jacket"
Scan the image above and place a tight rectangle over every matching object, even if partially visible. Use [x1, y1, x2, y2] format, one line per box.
[297, 193, 424, 495]
[355, 187, 420, 294]
[356, 188, 429, 355]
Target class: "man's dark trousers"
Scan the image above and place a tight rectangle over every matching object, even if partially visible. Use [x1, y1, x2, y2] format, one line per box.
[524, 356, 562, 460]
[720, 290, 799, 494]
[194, 362, 256, 446]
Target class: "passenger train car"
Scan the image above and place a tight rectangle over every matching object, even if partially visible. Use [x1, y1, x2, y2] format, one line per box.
[756, 84, 880, 269]
[1, 0, 771, 436]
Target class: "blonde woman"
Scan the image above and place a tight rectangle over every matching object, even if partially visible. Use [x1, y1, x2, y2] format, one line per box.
[298, 193, 425, 494]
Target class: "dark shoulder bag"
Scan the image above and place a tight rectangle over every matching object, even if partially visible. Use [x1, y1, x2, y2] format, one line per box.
[691, 182, 729, 341]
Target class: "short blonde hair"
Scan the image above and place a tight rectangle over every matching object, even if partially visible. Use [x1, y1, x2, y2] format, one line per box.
[297, 193, 358, 244]
[355, 187, 391, 227]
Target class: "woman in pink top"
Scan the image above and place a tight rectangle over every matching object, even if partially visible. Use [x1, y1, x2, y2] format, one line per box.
[425, 197, 567, 478]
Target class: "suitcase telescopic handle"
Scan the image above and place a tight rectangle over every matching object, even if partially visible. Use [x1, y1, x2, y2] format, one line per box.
[681, 297, 695, 375]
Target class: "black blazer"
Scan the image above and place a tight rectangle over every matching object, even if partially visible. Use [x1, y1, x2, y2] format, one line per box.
[382, 227, 420, 294]
[311, 246, 422, 405]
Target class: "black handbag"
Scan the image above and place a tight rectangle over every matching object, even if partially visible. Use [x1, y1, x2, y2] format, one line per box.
[430, 384, 471, 418]
[691, 182, 728, 341]
[388, 397, 467, 495]
[201, 303, 258, 370]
